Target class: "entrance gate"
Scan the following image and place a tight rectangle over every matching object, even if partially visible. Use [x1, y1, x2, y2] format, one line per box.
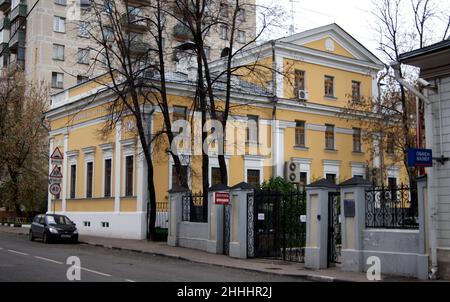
[327, 192, 341, 266]
[247, 190, 306, 262]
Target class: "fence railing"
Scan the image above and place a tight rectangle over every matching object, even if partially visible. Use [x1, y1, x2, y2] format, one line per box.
[365, 185, 418, 229]
[182, 192, 207, 223]
[156, 202, 168, 229]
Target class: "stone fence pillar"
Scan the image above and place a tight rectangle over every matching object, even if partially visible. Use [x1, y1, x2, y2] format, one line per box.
[167, 185, 189, 247]
[206, 184, 230, 254]
[229, 182, 254, 259]
[339, 177, 372, 272]
[305, 179, 340, 269]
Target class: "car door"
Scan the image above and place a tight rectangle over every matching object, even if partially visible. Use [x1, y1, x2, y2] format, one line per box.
[37, 215, 46, 238]
[31, 215, 40, 236]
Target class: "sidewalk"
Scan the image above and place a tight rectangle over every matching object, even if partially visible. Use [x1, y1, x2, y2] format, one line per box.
[0, 225, 419, 282]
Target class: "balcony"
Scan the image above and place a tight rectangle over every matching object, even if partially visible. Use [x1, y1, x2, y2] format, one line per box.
[121, 13, 147, 31]
[0, 0, 11, 12]
[0, 17, 10, 31]
[8, 29, 25, 51]
[127, 40, 151, 55]
[10, 3, 27, 22]
[173, 23, 193, 41]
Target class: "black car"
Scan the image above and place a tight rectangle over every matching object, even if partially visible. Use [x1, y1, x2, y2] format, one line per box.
[30, 214, 78, 243]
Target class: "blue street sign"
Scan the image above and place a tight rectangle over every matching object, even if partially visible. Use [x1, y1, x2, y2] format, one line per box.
[408, 148, 433, 167]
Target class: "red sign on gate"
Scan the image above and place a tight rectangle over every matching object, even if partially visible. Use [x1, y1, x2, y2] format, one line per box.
[215, 192, 230, 205]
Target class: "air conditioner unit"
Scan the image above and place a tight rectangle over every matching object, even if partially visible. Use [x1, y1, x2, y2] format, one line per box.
[285, 161, 300, 183]
[298, 90, 309, 101]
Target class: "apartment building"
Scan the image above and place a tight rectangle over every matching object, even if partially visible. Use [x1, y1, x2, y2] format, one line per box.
[43, 23, 402, 240]
[0, 0, 256, 90]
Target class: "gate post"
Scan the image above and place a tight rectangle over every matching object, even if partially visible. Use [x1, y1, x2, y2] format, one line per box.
[305, 179, 339, 269]
[206, 184, 230, 254]
[229, 182, 254, 259]
[167, 185, 189, 247]
[339, 177, 372, 272]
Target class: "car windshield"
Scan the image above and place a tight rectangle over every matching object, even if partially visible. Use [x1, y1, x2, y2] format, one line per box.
[46, 215, 73, 225]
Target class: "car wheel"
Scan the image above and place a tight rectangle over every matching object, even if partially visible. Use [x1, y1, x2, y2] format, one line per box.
[43, 232, 50, 244]
[29, 231, 35, 242]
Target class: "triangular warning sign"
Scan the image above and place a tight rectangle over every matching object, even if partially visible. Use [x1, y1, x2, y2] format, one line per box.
[50, 166, 63, 178]
[51, 147, 64, 160]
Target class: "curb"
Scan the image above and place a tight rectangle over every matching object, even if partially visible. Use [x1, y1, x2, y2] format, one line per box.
[78, 239, 351, 282]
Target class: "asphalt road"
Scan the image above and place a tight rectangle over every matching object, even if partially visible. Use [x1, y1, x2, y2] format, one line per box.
[0, 232, 305, 282]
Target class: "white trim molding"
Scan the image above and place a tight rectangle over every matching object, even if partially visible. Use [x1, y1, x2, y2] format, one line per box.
[323, 159, 341, 182]
[292, 157, 313, 184]
[244, 155, 266, 185]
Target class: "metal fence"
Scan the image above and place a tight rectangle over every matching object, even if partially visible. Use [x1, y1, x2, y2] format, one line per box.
[365, 185, 418, 229]
[156, 202, 168, 229]
[182, 192, 207, 223]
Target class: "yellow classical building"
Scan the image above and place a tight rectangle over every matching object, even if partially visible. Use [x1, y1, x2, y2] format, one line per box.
[45, 24, 399, 239]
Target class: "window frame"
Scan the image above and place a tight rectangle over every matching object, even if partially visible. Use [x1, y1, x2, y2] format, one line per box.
[325, 124, 335, 150]
[53, 16, 66, 33]
[324, 75, 335, 97]
[353, 127, 362, 153]
[85, 161, 94, 198]
[52, 44, 65, 61]
[295, 120, 306, 147]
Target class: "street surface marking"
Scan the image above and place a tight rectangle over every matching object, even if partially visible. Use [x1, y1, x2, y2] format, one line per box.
[125, 279, 137, 282]
[76, 266, 112, 277]
[0, 247, 3, 250]
[35, 256, 64, 265]
[7, 249, 28, 256]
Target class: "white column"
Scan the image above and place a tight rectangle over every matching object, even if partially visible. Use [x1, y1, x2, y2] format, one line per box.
[272, 120, 286, 177]
[137, 140, 147, 212]
[61, 134, 68, 213]
[114, 122, 122, 213]
[275, 55, 284, 98]
[47, 137, 54, 213]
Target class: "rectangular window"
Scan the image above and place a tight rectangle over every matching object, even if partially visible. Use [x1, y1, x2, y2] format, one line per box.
[219, 3, 229, 18]
[171, 165, 188, 188]
[211, 167, 222, 186]
[237, 30, 246, 43]
[70, 164, 76, 199]
[326, 173, 336, 184]
[53, 16, 66, 33]
[352, 81, 361, 102]
[78, 48, 90, 65]
[77, 75, 89, 84]
[78, 21, 90, 38]
[104, 158, 112, 197]
[125, 155, 134, 196]
[246, 115, 259, 143]
[325, 124, 335, 150]
[103, 27, 114, 42]
[173, 106, 187, 134]
[387, 133, 395, 155]
[237, 8, 246, 22]
[86, 162, 93, 198]
[220, 25, 228, 40]
[204, 46, 211, 60]
[295, 121, 306, 147]
[55, 0, 67, 5]
[51, 72, 64, 89]
[299, 172, 308, 188]
[294, 70, 305, 96]
[247, 169, 260, 188]
[324, 75, 334, 97]
[353, 128, 362, 152]
[52, 44, 65, 61]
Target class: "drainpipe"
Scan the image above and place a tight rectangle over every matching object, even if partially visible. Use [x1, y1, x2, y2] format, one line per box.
[390, 61, 438, 279]
[271, 40, 279, 177]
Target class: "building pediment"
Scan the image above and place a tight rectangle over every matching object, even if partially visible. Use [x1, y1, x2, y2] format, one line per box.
[278, 23, 384, 67]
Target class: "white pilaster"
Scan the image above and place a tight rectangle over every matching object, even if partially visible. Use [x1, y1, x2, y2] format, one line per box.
[275, 55, 284, 98]
[114, 122, 122, 213]
[137, 140, 147, 212]
[61, 134, 68, 213]
[272, 120, 287, 177]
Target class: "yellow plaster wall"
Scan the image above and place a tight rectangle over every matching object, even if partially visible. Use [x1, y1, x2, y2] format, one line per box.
[302, 37, 355, 58]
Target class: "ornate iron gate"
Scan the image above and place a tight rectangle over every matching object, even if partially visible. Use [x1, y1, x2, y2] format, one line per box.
[327, 192, 341, 266]
[247, 190, 306, 262]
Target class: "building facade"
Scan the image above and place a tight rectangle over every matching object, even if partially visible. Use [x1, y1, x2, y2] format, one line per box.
[45, 24, 402, 240]
[399, 39, 450, 279]
[0, 0, 256, 90]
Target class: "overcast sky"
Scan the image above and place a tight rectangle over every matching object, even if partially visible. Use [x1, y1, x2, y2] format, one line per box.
[257, 0, 450, 63]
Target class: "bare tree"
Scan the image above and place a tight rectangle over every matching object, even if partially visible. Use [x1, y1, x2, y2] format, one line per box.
[0, 70, 49, 216]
